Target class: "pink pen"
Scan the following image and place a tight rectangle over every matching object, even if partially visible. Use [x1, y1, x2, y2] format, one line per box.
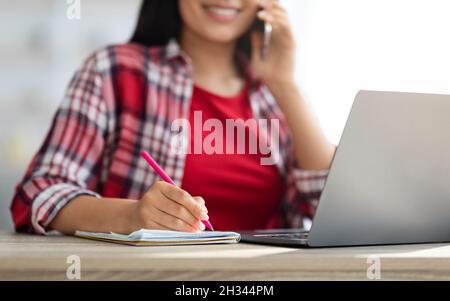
[140, 150, 214, 231]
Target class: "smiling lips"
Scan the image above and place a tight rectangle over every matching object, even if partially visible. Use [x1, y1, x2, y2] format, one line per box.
[203, 4, 242, 22]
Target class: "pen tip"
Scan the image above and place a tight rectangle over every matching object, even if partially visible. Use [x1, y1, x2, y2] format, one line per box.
[203, 220, 214, 231]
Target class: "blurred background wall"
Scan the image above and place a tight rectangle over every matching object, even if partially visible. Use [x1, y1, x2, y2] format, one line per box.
[1, 0, 449, 230]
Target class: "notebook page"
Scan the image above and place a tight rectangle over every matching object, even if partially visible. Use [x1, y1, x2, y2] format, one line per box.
[129, 229, 241, 240]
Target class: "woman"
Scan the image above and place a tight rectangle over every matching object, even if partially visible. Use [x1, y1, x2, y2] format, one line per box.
[10, 0, 335, 234]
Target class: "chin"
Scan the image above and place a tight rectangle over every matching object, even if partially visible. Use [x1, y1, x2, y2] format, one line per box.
[203, 28, 244, 44]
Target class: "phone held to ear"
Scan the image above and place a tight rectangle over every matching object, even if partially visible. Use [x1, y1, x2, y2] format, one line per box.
[252, 18, 272, 60]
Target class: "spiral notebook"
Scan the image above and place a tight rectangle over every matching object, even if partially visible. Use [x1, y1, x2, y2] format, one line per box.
[75, 229, 241, 246]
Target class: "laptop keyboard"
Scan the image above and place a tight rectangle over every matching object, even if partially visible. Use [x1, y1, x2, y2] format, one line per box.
[253, 231, 310, 240]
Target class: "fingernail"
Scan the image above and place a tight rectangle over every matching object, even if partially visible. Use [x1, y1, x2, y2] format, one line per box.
[199, 222, 206, 231]
[201, 212, 209, 220]
[202, 205, 208, 213]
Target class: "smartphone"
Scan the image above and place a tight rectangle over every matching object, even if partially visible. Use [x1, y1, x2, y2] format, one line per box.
[252, 18, 272, 60]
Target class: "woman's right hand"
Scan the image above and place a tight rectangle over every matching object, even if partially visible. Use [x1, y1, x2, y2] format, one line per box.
[130, 181, 209, 232]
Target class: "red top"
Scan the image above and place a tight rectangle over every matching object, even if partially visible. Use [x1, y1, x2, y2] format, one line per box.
[181, 83, 284, 231]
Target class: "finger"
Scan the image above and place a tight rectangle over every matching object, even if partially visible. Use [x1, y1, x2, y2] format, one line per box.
[193, 196, 207, 213]
[258, 0, 277, 9]
[257, 7, 288, 26]
[257, 10, 274, 23]
[270, 1, 286, 14]
[151, 205, 198, 232]
[271, 6, 289, 22]
[257, 11, 290, 35]
[157, 181, 208, 221]
[271, 5, 288, 18]
[257, 0, 288, 23]
[153, 193, 205, 230]
[258, 0, 285, 16]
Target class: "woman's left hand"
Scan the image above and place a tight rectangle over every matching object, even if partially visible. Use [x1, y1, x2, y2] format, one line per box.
[251, 0, 296, 88]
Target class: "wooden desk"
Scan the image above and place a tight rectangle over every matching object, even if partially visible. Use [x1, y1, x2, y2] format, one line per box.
[1, 231, 450, 280]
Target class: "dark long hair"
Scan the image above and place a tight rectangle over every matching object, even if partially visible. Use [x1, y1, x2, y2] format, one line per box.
[130, 0, 252, 59]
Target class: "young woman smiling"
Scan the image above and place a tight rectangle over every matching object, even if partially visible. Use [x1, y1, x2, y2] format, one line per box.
[11, 0, 335, 234]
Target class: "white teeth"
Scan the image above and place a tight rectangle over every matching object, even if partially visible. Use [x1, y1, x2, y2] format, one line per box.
[205, 6, 239, 16]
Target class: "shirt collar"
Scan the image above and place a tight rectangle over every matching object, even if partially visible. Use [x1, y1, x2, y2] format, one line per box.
[164, 38, 185, 61]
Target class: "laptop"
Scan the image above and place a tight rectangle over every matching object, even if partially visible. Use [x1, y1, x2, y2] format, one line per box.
[241, 90, 450, 248]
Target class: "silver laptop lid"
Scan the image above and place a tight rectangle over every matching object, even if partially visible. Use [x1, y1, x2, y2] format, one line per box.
[308, 90, 450, 247]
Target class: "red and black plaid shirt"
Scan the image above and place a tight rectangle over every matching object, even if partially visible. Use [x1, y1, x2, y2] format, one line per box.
[10, 40, 328, 234]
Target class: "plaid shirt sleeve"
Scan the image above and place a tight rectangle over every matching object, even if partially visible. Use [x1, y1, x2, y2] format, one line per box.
[10, 55, 107, 234]
[291, 167, 329, 219]
[283, 154, 329, 228]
